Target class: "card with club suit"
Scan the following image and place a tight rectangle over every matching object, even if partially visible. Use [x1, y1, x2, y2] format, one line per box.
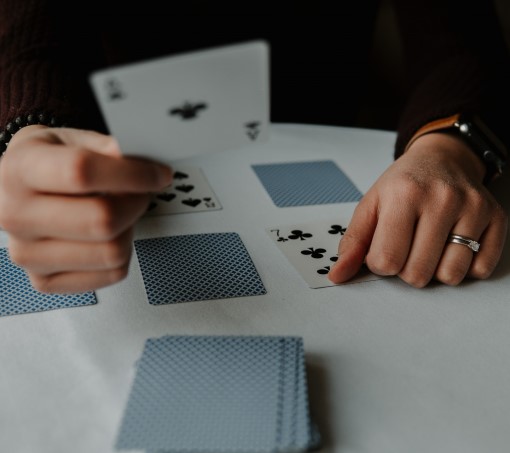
[267, 218, 383, 288]
[89, 40, 270, 167]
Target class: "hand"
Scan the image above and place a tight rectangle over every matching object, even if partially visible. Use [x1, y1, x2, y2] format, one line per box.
[0, 125, 173, 294]
[328, 132, 508, 287]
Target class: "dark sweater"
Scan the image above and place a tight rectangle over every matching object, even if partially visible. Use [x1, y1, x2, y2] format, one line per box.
[1, 0, 509, 158]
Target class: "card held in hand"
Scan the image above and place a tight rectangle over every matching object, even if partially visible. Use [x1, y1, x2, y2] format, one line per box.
[89, 40, 270, 166]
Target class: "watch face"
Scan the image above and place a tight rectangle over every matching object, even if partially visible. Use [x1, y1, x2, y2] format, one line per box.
[455, 115, 507, 181]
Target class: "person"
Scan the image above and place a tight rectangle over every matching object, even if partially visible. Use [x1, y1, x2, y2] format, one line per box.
[0, 0, 508, 294]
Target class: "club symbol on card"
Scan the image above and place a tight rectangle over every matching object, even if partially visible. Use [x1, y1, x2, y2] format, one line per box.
[317, 255, 338, 275]
[182, 198, 201, 207]
[173, 171, 189, 180]
[301, 247, 326, 259]
[328, 224, 347, 235]
[169, 101, 208, 120]
[288, 230, 313, 241]
[203, 197, 215, 208]
[317, 266, 331, 275]
[244, 121, 261, 140]
[104, 78, 125, 101]
[156, 193, 177, 202]
[175, 184, 194, 193]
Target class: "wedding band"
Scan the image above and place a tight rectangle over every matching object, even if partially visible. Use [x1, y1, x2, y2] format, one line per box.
[447, 234, 480, 252]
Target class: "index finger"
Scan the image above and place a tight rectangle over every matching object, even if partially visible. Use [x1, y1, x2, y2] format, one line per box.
[328, 194, 378, 283]
[17, 141, 173, 194]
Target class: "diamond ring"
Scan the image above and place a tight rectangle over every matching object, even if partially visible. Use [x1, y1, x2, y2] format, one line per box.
[447, 234, 480, 252]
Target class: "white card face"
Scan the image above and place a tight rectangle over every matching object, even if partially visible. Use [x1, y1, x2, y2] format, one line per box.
[143, 166, 221, 217]
[89, 40, 270, 167]
[267, 219, 383, 288]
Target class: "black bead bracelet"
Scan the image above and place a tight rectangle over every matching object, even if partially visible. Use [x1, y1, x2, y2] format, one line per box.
[0, 113, 63, 157]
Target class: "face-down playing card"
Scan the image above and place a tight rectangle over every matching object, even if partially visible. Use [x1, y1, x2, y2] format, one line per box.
[143, 165, 221, 216]
[115, 335, 319, 453]
[0, 248, 97, 317]
[89, 40, 270, 167]
[267, 218, 383, 288]
[134, 232, 266, 305]
[252, 160, 363, 207]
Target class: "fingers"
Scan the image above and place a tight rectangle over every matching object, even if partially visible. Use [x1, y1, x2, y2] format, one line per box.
[8, 229, 135, 294]
[14, 143, 172, 194]
[29, 266, 131, 294]
[8, 229, 134, 274]
[327, 193, 378, 283]
[0, 126, 172, 293]
[328, 153, 507, 288]
[4, 193, 152, 241]
[435, 203, 508, 285]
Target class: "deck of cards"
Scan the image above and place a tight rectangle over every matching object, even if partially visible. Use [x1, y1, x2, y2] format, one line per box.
[115, 335, 320, 452]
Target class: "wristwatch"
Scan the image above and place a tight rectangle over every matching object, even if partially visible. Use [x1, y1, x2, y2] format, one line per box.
[405, 113, 508, 184]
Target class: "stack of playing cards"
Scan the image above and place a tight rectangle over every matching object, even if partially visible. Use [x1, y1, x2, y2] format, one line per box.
[115, 335, 320, 452]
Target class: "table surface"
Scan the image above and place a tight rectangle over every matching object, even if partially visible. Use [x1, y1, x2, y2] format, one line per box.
[1, 123, 510, 453]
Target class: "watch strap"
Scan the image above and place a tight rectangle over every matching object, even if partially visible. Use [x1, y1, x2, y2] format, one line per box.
[404, 113, 508, 183]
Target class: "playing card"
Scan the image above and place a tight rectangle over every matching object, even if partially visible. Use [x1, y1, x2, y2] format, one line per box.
[0, 248, 97, 317]
[252, 160, 363, 207]
[134, 232, 266, 305]
[89, 40, 270, 166]
[116, 335, 318, 453]
[267, 219, 382, 288]
[143, 165, 221, 216]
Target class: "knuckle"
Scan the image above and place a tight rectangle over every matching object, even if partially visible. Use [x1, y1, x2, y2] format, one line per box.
[435, 267, 467, 286]
[366, 251, 403, 276]
[66, 149, 94, 190]
[397, 176, 427, 199]
[399, 272, 430, 288]
[492, 203, 508, 225]
[398, 261, 436, 288]
[470, 260, 496, 280]
[466, 190, 489, 214]
[89, 198, 119, 239]
[101, 240, 131, 269]
[0, 209, 19, 232]
[107, 264, 130, 284]
[29, 274, 53, 294]
[7, 245, 29, 267]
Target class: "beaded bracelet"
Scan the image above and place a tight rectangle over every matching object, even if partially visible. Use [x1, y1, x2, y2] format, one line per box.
[0, 113, 64, 157]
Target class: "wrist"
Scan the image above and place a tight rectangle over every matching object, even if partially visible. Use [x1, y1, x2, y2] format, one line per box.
[0, 113, 64, 158]
[404, 113, 508, 184]
[406, 132, 487, 182]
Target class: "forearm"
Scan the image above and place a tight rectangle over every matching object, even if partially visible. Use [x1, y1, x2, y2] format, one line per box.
[0, 0, 107, 153]
[392, 0, 510, 157]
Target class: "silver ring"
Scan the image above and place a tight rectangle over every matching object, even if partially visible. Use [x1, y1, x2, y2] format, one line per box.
[447, 234, 480, 252]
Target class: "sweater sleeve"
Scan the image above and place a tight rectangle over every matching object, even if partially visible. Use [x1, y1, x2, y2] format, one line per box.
[0, 1, 107, 144]
[392, 0, 510, 158]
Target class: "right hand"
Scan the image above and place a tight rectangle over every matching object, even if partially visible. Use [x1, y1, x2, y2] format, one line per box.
[0, 125, 173, 294]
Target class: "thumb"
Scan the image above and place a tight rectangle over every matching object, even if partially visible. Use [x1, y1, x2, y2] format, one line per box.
[328, 195, 378, 283]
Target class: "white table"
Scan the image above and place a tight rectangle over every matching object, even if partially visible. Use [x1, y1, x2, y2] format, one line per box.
[1, 124, 510, 453]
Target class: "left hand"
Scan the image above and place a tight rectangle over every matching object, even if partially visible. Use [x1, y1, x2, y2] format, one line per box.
[328, 132, 508, 287]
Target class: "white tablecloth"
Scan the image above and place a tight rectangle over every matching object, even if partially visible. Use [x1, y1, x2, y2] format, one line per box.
[1, 123, 509, 453]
